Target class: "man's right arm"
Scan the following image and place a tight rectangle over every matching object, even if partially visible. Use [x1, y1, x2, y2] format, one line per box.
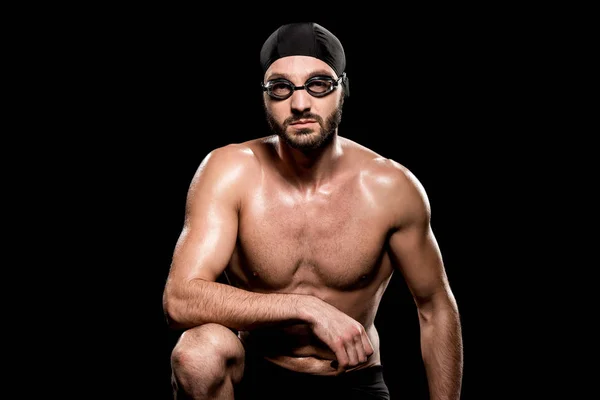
[162, 144, 307, 331]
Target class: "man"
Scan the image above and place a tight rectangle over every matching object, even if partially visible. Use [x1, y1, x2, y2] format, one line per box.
[162, 22, 463, 399]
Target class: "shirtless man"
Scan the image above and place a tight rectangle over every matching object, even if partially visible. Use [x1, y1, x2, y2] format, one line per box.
[162, 22, 463, 400]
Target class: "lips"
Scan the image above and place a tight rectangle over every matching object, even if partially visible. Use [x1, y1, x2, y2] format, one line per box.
[290, 119, 316, 125]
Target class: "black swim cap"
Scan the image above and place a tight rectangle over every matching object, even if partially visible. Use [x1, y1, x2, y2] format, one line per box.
[260, 22, 346, 78]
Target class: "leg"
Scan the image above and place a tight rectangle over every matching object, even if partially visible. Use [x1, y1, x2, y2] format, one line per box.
[170, 323, 245, 400]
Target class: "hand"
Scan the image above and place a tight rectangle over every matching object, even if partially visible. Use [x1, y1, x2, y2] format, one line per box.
[305, 298, 374, 372]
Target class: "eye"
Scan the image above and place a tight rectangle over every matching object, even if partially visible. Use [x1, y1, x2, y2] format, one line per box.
[307, 79, 333, 93]
[270, 81, 292, 96]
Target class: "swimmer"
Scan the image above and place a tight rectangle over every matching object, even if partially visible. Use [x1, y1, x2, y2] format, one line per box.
[163, 21, 463, 400]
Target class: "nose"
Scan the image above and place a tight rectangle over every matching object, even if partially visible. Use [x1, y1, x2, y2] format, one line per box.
[289, 88, 312, 114]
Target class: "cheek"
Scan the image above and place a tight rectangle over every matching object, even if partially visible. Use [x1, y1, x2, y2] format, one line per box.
[321, 99, 340, 118]
[265, 102, 288, 122]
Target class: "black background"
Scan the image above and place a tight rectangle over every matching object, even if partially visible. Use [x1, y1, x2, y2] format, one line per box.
[47, 5, 586, 399]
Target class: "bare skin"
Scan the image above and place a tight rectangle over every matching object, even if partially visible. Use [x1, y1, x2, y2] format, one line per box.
[163, 56, 463, 399]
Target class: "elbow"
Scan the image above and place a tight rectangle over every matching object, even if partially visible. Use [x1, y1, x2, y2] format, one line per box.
[162, 289, 190, 330]
[415, 290, 460, 325]
[416, 300, 434, 325]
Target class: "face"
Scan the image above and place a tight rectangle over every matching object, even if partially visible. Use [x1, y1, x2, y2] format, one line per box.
[262, 56, 344, 151]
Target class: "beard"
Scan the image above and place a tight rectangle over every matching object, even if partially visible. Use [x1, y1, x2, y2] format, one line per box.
[264, 98, 344, 152]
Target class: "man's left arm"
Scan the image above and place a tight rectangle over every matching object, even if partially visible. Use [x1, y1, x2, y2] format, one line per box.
[387, 167, 463, 400]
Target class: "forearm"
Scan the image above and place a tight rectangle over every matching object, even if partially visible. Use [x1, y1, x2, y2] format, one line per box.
[163, 279, 313, 330]
[419, 301, 463, 400]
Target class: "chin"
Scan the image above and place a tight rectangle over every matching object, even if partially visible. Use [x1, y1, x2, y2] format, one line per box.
[290, 127, 315, 136]
[285, 133, 329, 151]
[287, 129, 316, 141]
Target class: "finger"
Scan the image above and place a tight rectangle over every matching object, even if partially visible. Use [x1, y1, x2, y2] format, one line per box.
[361, 331, 374, 358]
[344, 338, 360, 367]
[332, 340, 349, 370]
[354, 334, 368, 364]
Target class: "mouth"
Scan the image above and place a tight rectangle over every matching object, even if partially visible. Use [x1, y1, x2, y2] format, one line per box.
[290, 119, 317, 127]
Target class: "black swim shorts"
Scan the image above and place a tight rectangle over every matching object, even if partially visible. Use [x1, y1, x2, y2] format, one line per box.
[235, 352, 390, 400]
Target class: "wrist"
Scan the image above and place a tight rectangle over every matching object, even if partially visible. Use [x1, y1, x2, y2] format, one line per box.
[294, 293, 319, 324]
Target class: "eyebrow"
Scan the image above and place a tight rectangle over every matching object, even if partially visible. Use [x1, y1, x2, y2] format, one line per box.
[266, 70, 335, 82]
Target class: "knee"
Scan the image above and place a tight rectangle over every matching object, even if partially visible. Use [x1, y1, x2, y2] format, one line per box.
[171, 323, 245, 379]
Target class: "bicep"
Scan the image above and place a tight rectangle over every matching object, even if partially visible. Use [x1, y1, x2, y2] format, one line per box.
[388, 222, 448, 304]
[371, 160, 454, 309]
[168, 147, 248, 284]
[171, 197, 238, 283]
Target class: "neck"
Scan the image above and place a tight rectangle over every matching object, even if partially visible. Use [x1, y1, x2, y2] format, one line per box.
[275, 134, 343, 190]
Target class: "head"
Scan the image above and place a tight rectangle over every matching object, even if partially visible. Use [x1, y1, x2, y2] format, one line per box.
[259, 22, 349, 151]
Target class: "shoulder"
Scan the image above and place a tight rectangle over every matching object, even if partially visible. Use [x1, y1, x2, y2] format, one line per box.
[367, 158, 430, 227]
[364, 157, 427, 202]
[341, 137, 423, 195]
[188, 141, 262, 196]
[343, 139, 430, 226]
[196, 142, 259, 173]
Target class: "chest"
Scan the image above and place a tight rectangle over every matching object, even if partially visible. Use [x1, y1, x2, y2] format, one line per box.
[234, 181, 389, 289]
